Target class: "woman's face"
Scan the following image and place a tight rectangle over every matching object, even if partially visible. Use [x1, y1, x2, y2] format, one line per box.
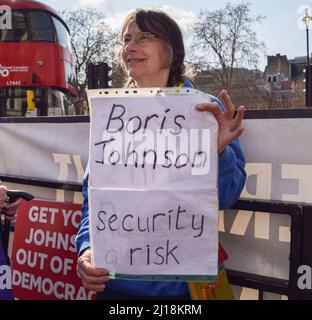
[121, 20, 171, 87]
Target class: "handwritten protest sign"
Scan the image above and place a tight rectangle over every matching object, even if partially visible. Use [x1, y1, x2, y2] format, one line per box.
[88, 87, 219, 280]
[11, 200, 95, 300]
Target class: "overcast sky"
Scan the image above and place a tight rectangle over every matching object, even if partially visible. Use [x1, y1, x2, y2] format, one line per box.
[42, 0, 312, 71]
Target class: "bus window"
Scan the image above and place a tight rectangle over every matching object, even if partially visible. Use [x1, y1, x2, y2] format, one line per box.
[0, 87, 27, 116]
[28, 11, 53, 42]
[48, 89, 76, 116]
[0, 87, 77, 117]
[52, 16, 72, 52]
[0, 10, 28, 42]
[0, 10, 54, 42]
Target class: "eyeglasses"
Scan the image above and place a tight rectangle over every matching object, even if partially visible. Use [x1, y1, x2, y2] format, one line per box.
[119, 32, 160, 48]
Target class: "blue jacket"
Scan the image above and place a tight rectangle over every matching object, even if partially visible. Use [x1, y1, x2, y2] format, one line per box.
[76, 78, 246, 296]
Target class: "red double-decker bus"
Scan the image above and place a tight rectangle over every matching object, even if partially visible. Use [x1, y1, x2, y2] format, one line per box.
[0, 0, 78, 116]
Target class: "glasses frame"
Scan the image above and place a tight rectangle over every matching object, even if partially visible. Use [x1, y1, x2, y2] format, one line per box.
[119, 31, 161, 49]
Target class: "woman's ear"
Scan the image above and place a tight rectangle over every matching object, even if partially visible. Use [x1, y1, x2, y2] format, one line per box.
[164, 43, 174, 68]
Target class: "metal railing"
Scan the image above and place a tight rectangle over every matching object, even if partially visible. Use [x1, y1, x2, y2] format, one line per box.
[227, 199, 304, 300]
[0, 175, 311, 300]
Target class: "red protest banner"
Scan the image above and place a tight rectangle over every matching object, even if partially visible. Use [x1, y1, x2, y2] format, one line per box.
[11, 200, 95, 300]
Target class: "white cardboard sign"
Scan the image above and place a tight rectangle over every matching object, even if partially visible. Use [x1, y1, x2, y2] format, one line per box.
[88, 88, 219, 280]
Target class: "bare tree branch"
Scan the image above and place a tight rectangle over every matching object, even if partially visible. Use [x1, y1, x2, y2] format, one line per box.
[61, 7, 118, 97]
[191, 3, 266, 93]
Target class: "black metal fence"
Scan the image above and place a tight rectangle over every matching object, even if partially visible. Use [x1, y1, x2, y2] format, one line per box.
[0, 175, 311, 300]
[228, 199, 304, 300]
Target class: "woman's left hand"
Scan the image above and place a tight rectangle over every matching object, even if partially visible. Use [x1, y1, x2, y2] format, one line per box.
[196, 90, 245, 154]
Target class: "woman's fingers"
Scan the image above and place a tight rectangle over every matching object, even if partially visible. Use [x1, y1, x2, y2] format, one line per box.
[197, 100, 245, 130]
[77, 249, 110, 292]
[8, 198, 22, 208]
[0, 202, 9, 210]
[229, 126, 245, 142]
[231, 105, 245, 130]
[78, 257, 108, 279]
[79, 270, 109, 286]
[196, 93, 245, 154]
[78, 262, 109, 282]
[0, 185, 7, 197]
[219, 90, 235, 121]
[81, 281, 106, 292]
[196, 103, 224, 120]
[1, 199, 21, 220]
[5, 199, 21, 214]
[0, 186, 8, 209]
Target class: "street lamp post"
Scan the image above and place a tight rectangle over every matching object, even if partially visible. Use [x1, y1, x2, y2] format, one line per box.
[302, 9, 312, 107]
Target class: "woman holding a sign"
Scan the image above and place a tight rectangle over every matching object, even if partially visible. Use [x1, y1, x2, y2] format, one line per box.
[76, 8, 246, 300]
